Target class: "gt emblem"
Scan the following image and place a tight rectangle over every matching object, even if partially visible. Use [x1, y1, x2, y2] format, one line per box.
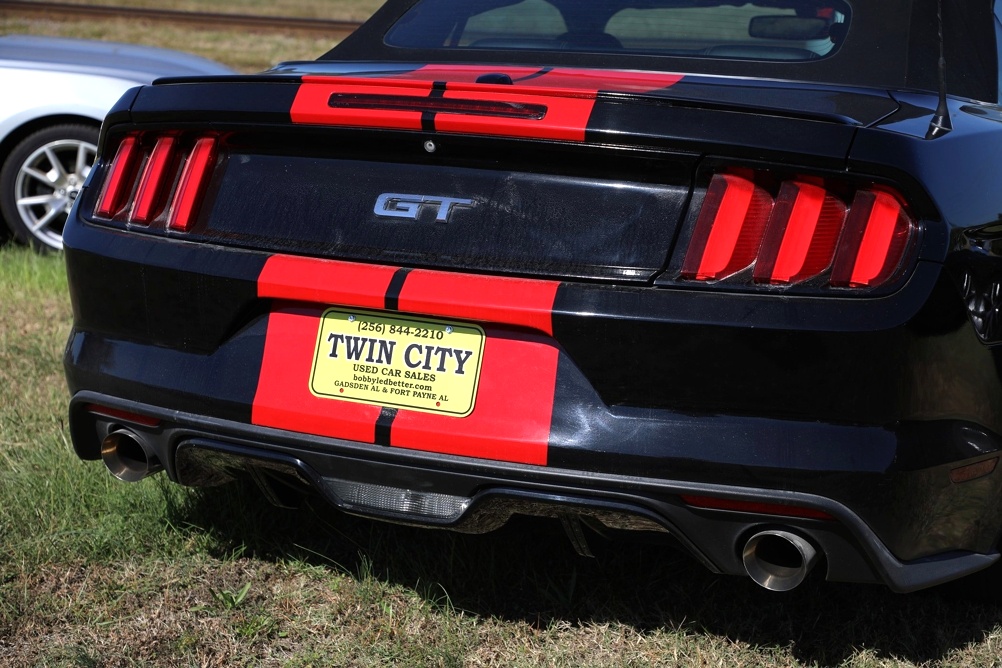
[374, 193, 477, 222]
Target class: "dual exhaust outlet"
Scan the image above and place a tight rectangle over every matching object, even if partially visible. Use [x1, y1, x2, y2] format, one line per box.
[101, 429, 162, 483]
[100, 427, 821, 591]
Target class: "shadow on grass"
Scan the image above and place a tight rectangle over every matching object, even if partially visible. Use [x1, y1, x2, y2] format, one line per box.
[168, 478, 1002, 667]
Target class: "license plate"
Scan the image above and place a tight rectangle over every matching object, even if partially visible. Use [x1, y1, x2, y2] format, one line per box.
[310, 308, 485, 417]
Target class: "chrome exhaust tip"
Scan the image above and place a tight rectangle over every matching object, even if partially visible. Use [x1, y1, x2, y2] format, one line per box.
[101, 429, 162, 483]
[742, 529, 819, 591]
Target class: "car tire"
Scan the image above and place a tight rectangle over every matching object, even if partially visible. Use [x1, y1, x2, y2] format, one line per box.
[0, 123, 99, 253]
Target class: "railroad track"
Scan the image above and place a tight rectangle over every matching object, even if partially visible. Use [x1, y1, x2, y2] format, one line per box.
[0, 0, 363, 36]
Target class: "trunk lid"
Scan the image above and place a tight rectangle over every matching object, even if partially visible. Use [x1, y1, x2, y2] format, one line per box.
[109, 63, 899, 283]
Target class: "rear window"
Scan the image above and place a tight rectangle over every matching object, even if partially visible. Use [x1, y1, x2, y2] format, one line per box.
[385, 0, 849, 62]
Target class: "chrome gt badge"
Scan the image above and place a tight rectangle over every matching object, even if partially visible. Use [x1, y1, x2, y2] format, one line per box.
[374, 193, 476, 223]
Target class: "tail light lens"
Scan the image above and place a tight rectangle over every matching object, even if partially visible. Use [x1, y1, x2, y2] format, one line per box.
[131, 135, 178, 224]
[92, 131, 218, 232]
[680, 171, 916, 290]
[168, 136, 218, 232]
[94, 135, 141, 218]
[830, 190, 914, 288]
[681, 172, 772, 281]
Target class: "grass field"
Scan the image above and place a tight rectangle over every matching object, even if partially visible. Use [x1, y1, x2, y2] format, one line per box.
[3, 3, 1002, 665]
[0, 0, 384, 71]
[0, 15, 341, 72]
[27, 0, 385, 20]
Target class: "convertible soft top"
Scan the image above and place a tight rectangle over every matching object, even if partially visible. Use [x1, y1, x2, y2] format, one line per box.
[328, 0, 998, 102]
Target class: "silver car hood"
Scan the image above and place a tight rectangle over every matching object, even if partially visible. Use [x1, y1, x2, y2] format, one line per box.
[0, 34, 234, 82]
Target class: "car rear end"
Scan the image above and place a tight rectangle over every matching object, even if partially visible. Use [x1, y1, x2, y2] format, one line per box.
[63, 0, 1002, 593]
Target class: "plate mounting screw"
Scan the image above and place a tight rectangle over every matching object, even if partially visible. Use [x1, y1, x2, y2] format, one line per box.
[348, 315, 355, 322]
[424, 140, 437, 153]
[445, 326, 453, 334]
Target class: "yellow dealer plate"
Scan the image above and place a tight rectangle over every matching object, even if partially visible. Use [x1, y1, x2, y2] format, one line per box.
[310, 308, 485, 417]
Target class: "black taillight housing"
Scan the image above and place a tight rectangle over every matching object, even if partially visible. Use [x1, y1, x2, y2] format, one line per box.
[677, 170, 917, 290]
[92, 131, 219, 233]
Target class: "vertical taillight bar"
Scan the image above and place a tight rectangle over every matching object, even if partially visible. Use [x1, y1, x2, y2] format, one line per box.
[94, 134, 141, 218]
[754, 181, 846, 285]
[681, 173, 773, 281]
[168, 136, 217, 232]
[131, 135, 178, 224]
[830, 190, 913, 287]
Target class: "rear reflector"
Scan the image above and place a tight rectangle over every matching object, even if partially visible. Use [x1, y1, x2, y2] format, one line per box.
[950, 457, 998, 484]
[681, 494, 835, 521]
[92, 132, 218, 233]
[681, 171, 916, 289]
[84, 403, 161, 428]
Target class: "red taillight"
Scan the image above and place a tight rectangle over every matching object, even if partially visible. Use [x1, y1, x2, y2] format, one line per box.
[91, 132, 218, 232]
[95, 134, 141, 218]
[754, 180, 846, 285]
[830, 190, 914, 288]
[131, 135, 178, 224]
[681, 173, 773, 281]
[681, 170, 916, 290]
[168, 137, 218, 232]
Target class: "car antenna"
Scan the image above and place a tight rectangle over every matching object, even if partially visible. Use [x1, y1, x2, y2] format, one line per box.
[926, 0, 952, 139]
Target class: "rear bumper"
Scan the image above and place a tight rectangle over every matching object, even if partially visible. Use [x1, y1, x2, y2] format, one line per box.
[62, 220, 1002, 592]
[67, 388, 1002, 592]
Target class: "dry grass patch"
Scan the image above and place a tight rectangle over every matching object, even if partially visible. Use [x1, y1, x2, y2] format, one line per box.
[0, 16, 337, 72]
[20, 0, 385, 21]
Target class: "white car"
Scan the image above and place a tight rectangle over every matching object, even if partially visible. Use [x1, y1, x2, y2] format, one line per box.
[0, 35, 233, 252]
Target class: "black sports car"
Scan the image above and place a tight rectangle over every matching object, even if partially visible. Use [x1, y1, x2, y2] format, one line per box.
[63, 0, 1002, 594]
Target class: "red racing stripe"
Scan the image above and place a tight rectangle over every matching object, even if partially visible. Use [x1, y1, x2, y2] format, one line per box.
[288, 75, 599, 141]
[252, 305, 384, 443]
[258, 255, 560, 334]
[390, 330, 558, 465]
[396, 268, 558, 335]
[291, 77, 432, 131]
[253, 256, 398, 440]
[252, 254, 561, 464]
[257, 254, 397, 310]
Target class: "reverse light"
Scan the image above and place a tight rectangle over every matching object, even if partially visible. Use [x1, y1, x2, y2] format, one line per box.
[92, 132, 219, 232]
[680, 170, 916, 290]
